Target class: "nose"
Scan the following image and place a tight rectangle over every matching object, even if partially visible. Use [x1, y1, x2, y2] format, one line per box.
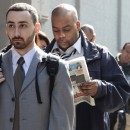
[59, 31, 65, 39]
[14, 28, 20, 37]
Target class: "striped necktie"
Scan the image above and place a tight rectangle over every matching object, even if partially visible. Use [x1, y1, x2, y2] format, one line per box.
[52, 48, 76, 60]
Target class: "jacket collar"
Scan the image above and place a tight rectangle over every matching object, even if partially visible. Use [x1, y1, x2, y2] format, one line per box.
[80, 30, 101, 62]
[45, 30, 101, 62]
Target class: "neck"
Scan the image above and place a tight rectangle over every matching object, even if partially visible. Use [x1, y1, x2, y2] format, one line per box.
[14, 43, 35, 56]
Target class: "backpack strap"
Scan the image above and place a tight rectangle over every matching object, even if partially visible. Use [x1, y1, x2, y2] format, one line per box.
[46, 54, 59, 96]
[0, 53, 3, 73]
[1, 44, 12, 53]
[35, 54, 59, 104]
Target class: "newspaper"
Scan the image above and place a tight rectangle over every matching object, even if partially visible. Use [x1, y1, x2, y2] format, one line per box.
[67, 56, 95, 106]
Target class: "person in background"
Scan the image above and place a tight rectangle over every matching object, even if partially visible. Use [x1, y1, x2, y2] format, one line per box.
[81, 24, 96, 42]
[0, 3, 74, 130]
[110, 42, 130, 130]
[45, 3, 130, 130]
[81, 23, 110, 52]
[35, 30, 50, 49]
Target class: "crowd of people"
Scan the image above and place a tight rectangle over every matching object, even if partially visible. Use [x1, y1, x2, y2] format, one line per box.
[110, 42, 130, 130]
[0, 2, 130, 130]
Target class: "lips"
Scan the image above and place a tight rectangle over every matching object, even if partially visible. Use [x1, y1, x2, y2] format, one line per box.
[60, 42, 66, 45]
[13, 39, 23, 42]
[59, 41, 66, 45]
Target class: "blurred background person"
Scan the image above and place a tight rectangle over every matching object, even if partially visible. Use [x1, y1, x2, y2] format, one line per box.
[110, 42, 130, 130]
[35, 31, 50, 49]
[81, 23, 109, 52]
[81, 24, 96, 43]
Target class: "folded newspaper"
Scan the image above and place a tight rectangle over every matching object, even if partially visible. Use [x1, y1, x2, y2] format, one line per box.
[67, 56, 95, 106]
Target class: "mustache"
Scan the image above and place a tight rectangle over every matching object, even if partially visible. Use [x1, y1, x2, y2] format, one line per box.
[12, 37, 24, 40]
[57, 40, 66, 43]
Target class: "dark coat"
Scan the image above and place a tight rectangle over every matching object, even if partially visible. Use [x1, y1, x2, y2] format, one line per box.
[45, 31, 130, 130]
[115, 55, 130, 113]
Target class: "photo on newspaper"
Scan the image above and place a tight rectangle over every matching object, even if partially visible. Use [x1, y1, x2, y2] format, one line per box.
[67, 56, 95, 106]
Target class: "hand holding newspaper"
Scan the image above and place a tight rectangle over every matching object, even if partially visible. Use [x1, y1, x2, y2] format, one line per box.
[67, 56, 95, 106]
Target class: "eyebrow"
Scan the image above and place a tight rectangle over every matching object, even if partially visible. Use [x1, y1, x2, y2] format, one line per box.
[7, 21, 28, 24]
[52, 24, 71, 29]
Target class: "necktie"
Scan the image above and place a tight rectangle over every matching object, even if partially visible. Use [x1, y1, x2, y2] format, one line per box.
[13, 57, 25, 130]
[52, 48, 76, 60]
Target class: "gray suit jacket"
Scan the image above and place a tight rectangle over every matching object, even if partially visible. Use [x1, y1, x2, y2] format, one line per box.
[0, 47, 74, 130]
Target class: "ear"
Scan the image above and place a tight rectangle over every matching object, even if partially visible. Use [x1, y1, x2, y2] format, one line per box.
[92, 34, 96, 42]
[76, 21, 81, 30]
[35, 23, 41, 33]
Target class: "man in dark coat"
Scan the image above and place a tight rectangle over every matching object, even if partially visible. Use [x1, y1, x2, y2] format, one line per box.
[45, 3, 130, 130]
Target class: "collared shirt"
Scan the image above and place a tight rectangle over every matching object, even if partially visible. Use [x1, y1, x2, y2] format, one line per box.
[12, 45, 37, 75]
[51, 36, 84, 60]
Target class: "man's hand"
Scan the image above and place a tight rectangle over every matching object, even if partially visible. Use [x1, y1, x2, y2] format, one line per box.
[0, 73, 5, 83]
[79, 80, 99, 96]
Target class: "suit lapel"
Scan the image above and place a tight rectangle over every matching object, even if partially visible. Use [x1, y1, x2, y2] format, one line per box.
[21, 48, 47, 93]
[3, 50, 15, 95]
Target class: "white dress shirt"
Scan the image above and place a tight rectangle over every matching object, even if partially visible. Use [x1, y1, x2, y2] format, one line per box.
[12, 46, 37, 75]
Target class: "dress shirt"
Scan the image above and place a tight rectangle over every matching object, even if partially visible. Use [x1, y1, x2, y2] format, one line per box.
[12, 45, 37, 75]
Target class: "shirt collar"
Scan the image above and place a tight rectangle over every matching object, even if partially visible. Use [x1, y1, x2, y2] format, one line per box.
[12, 45, 37, 68]
[73, 36, 81, 53]
[52, 36, 82, 54]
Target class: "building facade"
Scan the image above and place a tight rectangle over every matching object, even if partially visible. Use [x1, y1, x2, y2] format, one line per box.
[0, 0, 130, 56]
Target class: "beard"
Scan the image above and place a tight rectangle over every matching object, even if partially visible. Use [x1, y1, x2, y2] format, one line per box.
[9, 30, 35, 50]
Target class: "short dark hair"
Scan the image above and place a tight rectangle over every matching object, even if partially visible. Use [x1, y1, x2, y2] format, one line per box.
[35, 31, 50, 46]
[122, 42, 130, 50]
[6, 3, 39, 25]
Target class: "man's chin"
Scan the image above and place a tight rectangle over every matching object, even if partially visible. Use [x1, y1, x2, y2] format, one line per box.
[59, 46, 68, 51]
[13, 44, 25, 49]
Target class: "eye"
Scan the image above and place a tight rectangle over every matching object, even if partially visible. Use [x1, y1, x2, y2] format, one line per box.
[19, 24, 27, 29]
[64, 27, 71, 32]
[7, 24, 15, 29]
[53, 29, 59, 33]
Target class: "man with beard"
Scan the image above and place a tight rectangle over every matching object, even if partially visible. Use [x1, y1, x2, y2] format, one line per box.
[45, 3, 130, 130]
[0, 3, 74, 130]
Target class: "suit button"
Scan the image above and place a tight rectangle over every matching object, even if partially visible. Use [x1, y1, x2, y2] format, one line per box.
[10, 118, 13, 122]
[11, 97, 15, 102]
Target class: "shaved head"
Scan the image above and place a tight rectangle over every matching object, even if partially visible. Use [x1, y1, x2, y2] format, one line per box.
[51, 3, 80, 51]
[81, 24, 95, 36]
[81, 24, 96, 42]
[51, 3, 78, 23]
